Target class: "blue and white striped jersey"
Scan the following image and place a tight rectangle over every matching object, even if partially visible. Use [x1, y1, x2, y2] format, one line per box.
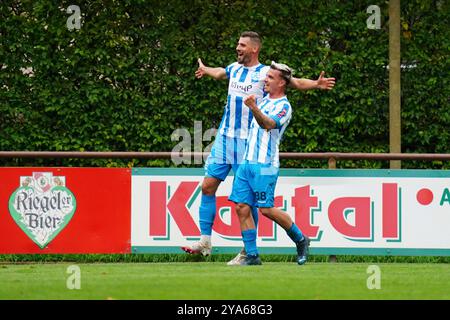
[244, 96, 292, 167]
[219, 62, 270, 139]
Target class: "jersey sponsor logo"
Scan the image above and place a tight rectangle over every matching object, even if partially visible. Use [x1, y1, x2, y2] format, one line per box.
[230, 81, 253, 93]
[277, 108, 287, 118]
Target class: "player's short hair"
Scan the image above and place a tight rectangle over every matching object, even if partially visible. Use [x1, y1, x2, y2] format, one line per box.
[270, 61, 293, 85]
[240, 31, 262, 49]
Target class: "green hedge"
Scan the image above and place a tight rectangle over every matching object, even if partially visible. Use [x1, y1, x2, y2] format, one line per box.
[1, 0, 449, 168]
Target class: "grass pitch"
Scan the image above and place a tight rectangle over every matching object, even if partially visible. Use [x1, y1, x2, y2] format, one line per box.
[1, 262, 450, 300]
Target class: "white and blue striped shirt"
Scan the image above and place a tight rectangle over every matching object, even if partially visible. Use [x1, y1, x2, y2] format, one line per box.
[244, 96, 292, 167]
[219, 62, 270, 139]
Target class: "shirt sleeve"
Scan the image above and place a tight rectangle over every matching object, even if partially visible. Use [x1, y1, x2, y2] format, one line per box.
[225, 62, 237, 79]
[260, 66, 270, 96]
[269, 103, 291, 129]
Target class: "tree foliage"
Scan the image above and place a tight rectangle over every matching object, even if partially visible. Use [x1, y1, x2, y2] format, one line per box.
[0, 0, 449, 168]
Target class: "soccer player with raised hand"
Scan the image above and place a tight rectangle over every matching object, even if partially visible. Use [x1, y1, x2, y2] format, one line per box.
[229, 61, 309, 266]
[182, 32, 333, 264]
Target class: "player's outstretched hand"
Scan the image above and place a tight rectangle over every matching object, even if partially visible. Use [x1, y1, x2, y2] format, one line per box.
[195, 58, 206, 79]
[317, 71, 336, 90]
[244, 95, 257, 109]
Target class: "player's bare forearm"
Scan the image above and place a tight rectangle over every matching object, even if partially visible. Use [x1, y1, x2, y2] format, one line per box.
[289, 77, 319, 90]
[249, 104, 276, 130]
[195, 59, 227, 80]
[203, 67, 227, 80]
[289, 72, 336, 91]
[244, 95, 276, 130]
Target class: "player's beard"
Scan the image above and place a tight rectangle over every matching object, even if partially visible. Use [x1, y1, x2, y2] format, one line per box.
[237, 51, 250, 65]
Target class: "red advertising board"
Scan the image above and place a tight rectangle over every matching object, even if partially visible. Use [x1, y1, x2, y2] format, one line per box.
[0, 168, 131, 253]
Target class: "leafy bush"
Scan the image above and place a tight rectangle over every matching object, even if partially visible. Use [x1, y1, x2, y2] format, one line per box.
[1, 0, 448, 169]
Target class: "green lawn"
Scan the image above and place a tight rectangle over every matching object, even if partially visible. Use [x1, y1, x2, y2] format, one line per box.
[1, 262, 449, 300]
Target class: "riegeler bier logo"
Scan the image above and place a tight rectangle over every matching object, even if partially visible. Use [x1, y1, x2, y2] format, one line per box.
[8, 172, 77, 248]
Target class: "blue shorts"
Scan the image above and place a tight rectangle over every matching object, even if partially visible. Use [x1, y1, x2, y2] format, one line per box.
[229, 162, 279, 208]
[204, 134, 247, 181]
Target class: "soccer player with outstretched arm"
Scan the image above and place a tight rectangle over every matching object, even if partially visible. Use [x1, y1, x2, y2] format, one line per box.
[182, 31, 333, 265]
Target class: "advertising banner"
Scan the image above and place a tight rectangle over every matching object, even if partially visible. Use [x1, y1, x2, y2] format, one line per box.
[0, 168, 131, 253]
[132, 168, 450, 256]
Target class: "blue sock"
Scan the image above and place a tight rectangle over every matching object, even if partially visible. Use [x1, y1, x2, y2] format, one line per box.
[251, 206, 259, 227]
[242, 229, 258, 256]
[286, 223, 304, 243]
[199, 194, 216, 236]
